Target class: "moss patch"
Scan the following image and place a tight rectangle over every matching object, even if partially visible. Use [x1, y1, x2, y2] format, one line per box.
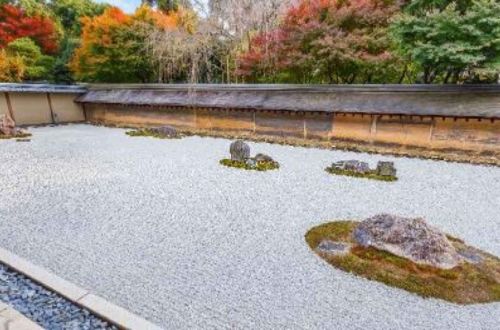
[126, 129, 181, 139]
[220, 159, 280, 171]
[0, 132, 32, 140]
[325, 167, 398, 182]
[306, 221, 500, 304]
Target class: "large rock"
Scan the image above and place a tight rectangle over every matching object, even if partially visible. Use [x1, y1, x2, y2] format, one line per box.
[354, 214, 461, 269]
[376, 161, 396, 177]
[151, 125, 178, 138]
[230, 140, 250, 161]
[0, 114, 17, 136]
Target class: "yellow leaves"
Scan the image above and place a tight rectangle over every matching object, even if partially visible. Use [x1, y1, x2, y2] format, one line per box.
[0, 49, 26, 82]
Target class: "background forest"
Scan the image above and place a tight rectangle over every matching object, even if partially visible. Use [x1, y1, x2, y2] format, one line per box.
[1, 0, 499, 84]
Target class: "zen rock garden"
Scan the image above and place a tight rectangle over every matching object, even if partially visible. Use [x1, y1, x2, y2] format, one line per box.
[326, 160, 397, 181]
[220, 140, 280, 171]
[306, 214, 500, 304]
[126, 125, 181, 139]
[0, 114, 30, 141]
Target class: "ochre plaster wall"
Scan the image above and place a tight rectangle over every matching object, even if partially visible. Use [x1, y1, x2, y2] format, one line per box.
[84, 104, 499, 153]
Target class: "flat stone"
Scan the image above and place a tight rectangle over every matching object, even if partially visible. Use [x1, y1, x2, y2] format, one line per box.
[316, 240, 351, 256]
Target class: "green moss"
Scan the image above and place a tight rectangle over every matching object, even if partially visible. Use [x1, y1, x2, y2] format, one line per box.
[325, 167, 398, 182]
[126, 129, 181, 139]
[219, 159, 280, 171]
[0, 132, 32, 140]
[306, 221, 500, 304]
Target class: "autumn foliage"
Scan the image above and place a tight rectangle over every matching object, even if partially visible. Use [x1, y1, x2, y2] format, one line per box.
[70, 5, 183, 82]
[237, 0, 400, 83]
[0, 4, 59, 54]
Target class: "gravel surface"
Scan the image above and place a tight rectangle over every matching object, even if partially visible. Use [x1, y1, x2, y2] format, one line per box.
[0, 263, 116, 329]
[0, 124, 499, 330]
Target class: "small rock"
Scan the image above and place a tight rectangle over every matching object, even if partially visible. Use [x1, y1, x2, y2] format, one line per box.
[255, 153, 274, 162]
[354, 214, 461, 269]
[230, 140, 250, 161]
[316, 240, 351, 256]
[457, 247, 483, 264]
[245, 158, 257, 167]
[376, 161, 396, 177]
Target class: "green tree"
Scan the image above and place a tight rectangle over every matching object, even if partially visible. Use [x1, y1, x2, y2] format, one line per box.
[6, 37, 54, 81]
[391, 0, 500, 83]
[49, 0, 107, 36]
[141, 0, 191, 13]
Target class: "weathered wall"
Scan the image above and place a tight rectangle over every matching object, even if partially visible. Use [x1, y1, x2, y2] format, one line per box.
[9, 92, 53, 125]
[1, 92, 84, 125]
[84, 104, 500, 153]
[50, 93, 86, 123]
[0, 93, 9, 117]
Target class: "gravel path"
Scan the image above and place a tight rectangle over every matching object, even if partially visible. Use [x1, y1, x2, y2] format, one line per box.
[0, 263, 116, 329]
[0, 125, 499, 330]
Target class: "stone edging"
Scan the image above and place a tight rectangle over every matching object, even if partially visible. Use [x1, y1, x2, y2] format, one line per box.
[0, 247, 162, 330]
[0, 301, 43, 330]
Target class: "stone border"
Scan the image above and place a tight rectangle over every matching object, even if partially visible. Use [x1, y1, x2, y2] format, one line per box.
[0, 247, 162, 330]
[0, 301, 43, 330]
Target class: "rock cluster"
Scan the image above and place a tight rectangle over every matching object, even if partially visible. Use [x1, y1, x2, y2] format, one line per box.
[0, 114, 18, 136]
[331, 160, 371, 174]
[331, 160, 397, 177]
[353, 214, 462, 269]
[223, 140, 279, 170]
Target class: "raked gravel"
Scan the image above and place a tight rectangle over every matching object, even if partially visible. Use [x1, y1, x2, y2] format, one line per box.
[0, 124, 499, 330]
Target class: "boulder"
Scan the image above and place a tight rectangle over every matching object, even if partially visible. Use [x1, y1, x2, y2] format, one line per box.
[254, 153, 274, 162]
[230, 140, 250, 162]
[376, 161, 396, 177]
[0, 114, 17, 136]
[151, 125, 178, 138]
[353, 214, 461, 269]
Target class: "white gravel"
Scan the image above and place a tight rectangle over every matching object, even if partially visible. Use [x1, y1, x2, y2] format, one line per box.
[1, 124, 499, 330]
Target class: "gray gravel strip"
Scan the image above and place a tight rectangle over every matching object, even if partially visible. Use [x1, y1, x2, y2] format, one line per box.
[0, 263, 116, 330]
[0, 124, 499, 330]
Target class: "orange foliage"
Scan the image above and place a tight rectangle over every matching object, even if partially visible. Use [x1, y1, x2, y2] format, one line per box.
[0, 49, 25, 82]
[70, 5, 185, 82]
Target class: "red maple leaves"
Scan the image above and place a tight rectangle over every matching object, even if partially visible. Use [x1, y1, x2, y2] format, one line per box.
[0, 4, 58, 54]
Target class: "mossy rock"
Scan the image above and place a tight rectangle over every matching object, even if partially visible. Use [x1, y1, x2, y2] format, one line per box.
[126, 128, 182, 139]
[325, 167, 397, 182]
[0, 132, 32, 140]
[220, 159, 280, 171]
[306, 221, 500, 304]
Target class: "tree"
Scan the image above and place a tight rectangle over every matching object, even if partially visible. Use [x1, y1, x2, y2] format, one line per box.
[391, 0, 500, 83]
[0, 3, 59, 54]
[70, 5, 184, 82]
[6, 37, 54, 80]
[141, 0, 191, 13]
[0, 48, 25, 82]
[237, 0, 402, 84]
[49, 0, 108, 36]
